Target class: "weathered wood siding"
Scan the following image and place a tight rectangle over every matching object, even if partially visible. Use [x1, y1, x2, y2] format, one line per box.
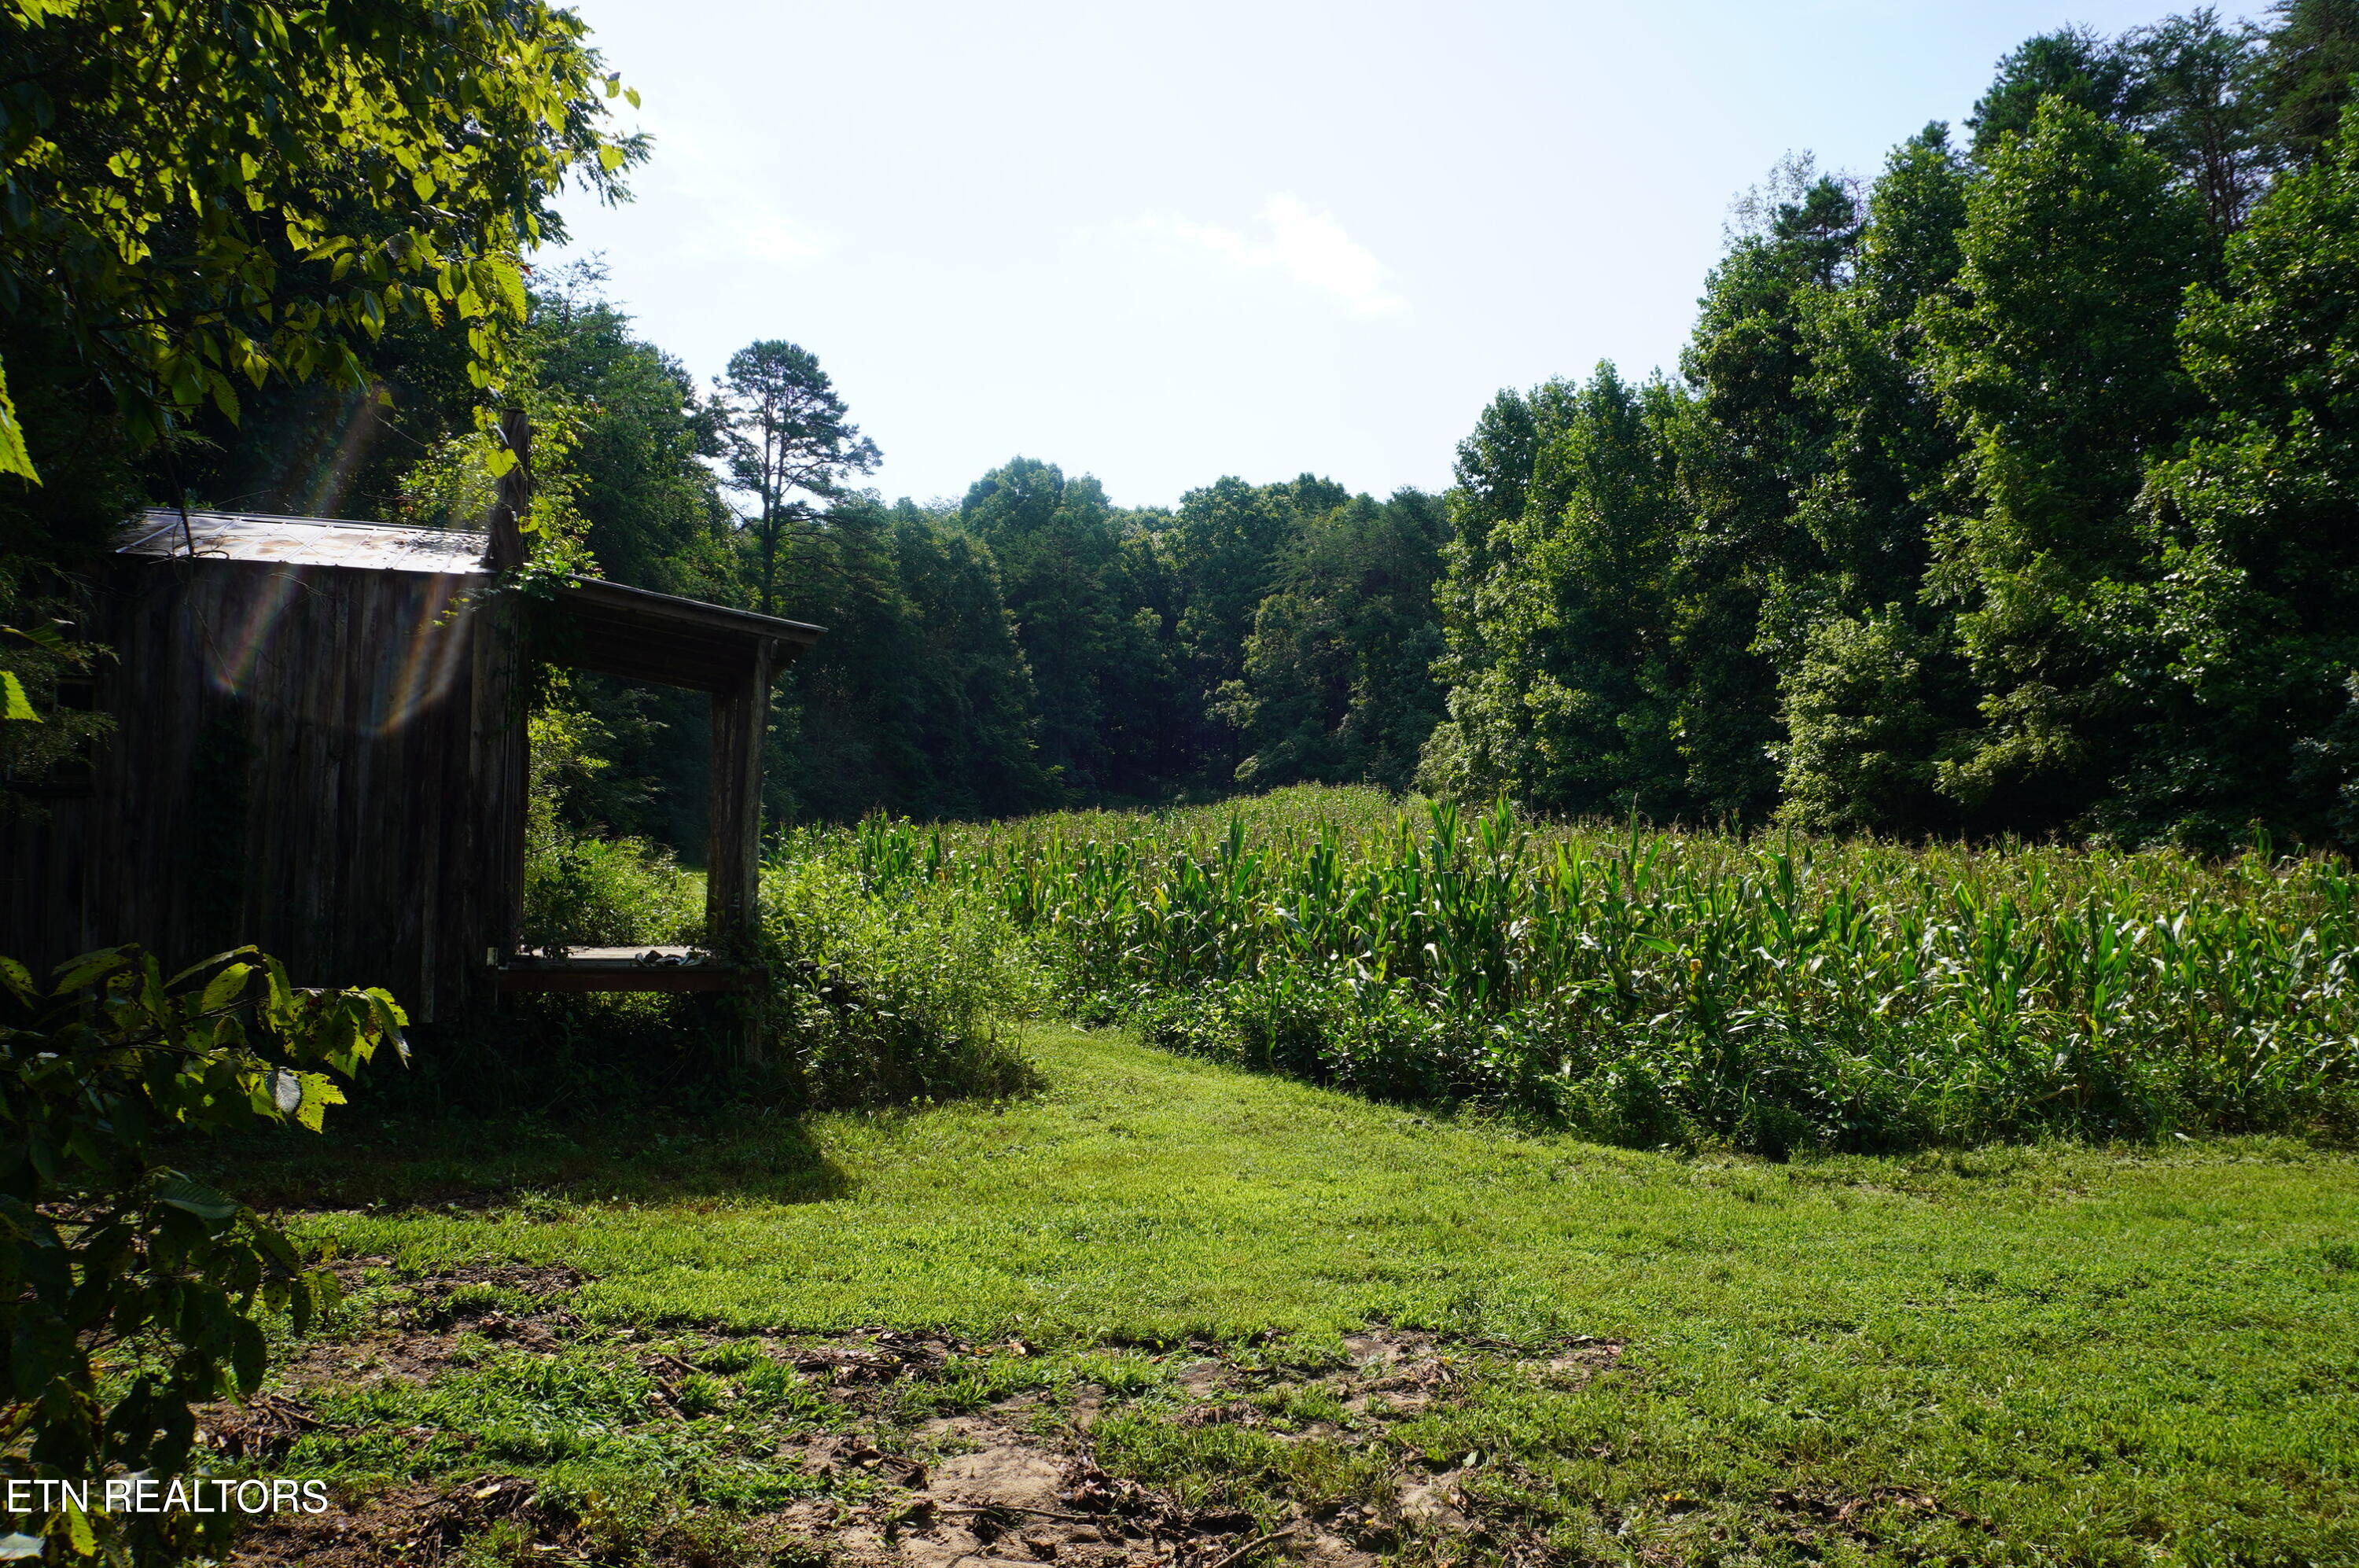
[0, 558, 519, 1021]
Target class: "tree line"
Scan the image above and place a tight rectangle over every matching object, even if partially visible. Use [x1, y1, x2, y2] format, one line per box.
[1429, 2, 2359, 851]
[448, 286, 1456, 841]
[6, 2, 2357, 858]
[9, 239, 1447, 849]
[561, 0, 2359, 855]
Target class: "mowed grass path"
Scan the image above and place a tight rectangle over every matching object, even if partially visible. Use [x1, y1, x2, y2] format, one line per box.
[274, 1027, 2359, 1563]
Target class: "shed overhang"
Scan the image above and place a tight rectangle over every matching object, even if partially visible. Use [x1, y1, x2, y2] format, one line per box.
[120, 510, 823, 691]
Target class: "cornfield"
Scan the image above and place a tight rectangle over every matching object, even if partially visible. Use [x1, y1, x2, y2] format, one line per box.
[782, 786, 2359, 1151]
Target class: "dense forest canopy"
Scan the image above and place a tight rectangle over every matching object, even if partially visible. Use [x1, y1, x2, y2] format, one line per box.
[6, 0, 2359, 856]
[1424, 1, 2359, 852]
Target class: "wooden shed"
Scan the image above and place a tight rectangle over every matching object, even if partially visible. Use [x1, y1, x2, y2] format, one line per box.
[0, 506, 821, 1021]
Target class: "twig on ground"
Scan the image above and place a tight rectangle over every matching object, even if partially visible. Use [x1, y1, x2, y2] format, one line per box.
[1199, 1527, 1297, 1568]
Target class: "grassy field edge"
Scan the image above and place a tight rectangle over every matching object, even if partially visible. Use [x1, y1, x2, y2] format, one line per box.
[212, 1023, 2359, 1566]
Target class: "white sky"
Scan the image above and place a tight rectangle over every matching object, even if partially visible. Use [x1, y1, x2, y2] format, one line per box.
[548, 0, 2261, 510]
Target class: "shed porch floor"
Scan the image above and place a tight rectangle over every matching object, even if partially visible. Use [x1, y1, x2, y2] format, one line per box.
[495, 947, 764, 993]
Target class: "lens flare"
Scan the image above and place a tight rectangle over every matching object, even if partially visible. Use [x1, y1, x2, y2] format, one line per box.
[300, 386, 388, 521]
[197, 565, 475, 734]
[375, 576, 475, 735]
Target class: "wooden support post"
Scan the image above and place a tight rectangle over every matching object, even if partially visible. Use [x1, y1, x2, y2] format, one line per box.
[473, 409, 531, 1004]
[706, 639, 775, 1062]
[488, 408, 531, 571]
[470, 580, 528, 994]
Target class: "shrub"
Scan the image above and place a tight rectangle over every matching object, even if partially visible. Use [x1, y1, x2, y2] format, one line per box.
[456, 820, 1042, 1115]
[0, 946, 404, 1562]
[522, 830, 701, 949]
[758, 854, 1042, 1110]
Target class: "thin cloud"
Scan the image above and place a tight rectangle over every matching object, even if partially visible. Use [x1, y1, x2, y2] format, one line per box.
[1143, 194, 1407, 318]
[631, 110, 835, 267]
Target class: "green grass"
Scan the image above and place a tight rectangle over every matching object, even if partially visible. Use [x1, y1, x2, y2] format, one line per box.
[239, 1024, 2359, 1566]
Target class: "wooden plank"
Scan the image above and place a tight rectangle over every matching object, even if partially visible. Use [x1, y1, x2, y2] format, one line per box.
[550, 580, 819, 691]
[499, 946, 759, 992]
[470, 582, 528, 1007]
[495, 959, 764, 994]
[560, 578, 821, 646]
[705, 642, 776, 1066]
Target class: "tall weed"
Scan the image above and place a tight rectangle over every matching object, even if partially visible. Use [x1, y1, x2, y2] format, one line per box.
[756, 855, 1043, 1110]
[521, 697, 702, 949]
[499, 819, 1040, 1111]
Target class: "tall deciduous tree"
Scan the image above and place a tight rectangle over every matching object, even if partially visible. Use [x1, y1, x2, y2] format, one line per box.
[1967, 25, 2143, 155]
[1923, 98, 2211, 829]
[1774, 126, 1978, 836]
[531, 283, 734, 600]
[0, 0, 638, 488]
[1224, 489, 1447, 792]
[1423, 380, 1584, 799]
[2261, 0, 2359, 163]
[2122, 9, 2273, 231]
[1672, 155, 1866, 822]
[1420, 366, 1691, 816]
[2133, 103, 2359, 844]
[1168, 474, 1349, 781]
[960, 458, 1168, 798]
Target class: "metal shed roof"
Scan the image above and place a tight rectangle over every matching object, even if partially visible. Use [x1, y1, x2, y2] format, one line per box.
[122, 509, 491, 572]
[120, 509, 823, 690]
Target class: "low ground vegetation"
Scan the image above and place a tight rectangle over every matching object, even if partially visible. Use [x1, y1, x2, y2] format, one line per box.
[182, 1025, 2357, 1567]
[338, 776, 2359, 1566]
[218, 1264, 1620, 1568]
[480, 812, 1039, 1117]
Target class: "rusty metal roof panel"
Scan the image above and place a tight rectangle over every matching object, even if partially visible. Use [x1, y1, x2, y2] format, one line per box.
[120, 510, 490, 574]
[113, 509, 827, 690]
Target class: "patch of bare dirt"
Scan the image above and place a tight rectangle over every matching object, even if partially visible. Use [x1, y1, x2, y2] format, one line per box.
[230, 1476, 547, 1568]
[786, 1327, 961, 1387]
[218, 1276, 1617, 1568]
[206, 1260, 592, 1462]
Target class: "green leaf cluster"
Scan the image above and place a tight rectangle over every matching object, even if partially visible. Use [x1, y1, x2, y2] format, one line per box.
[0, 0, 640, 483]
[0, 945, 403, 1562]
